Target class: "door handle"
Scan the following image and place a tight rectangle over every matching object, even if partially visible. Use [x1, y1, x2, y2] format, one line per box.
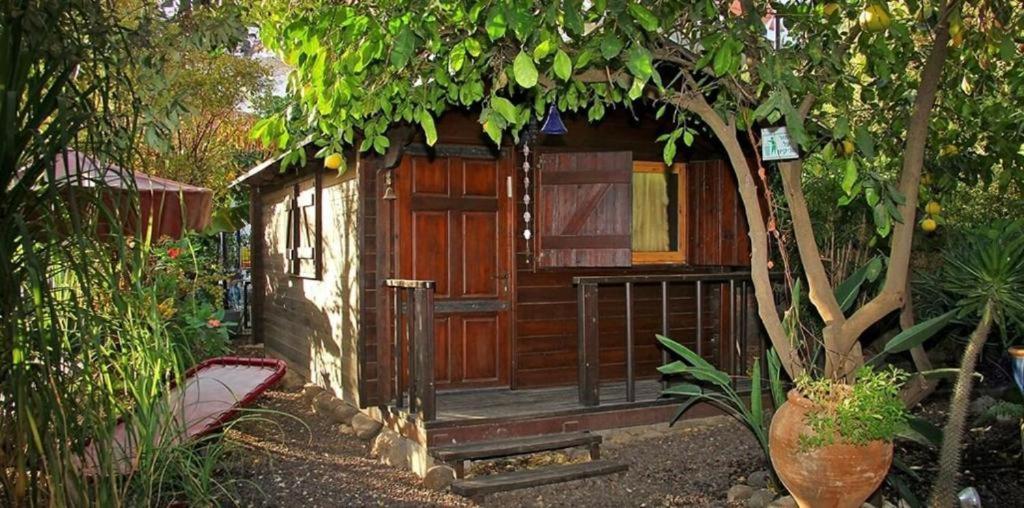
[493, 272, 509, 290]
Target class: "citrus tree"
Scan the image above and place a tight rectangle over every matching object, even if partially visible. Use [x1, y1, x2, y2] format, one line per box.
[251, 0, 1024, 382]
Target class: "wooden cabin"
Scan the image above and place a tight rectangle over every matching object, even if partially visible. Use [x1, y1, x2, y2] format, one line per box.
[233, 107, 764, 486]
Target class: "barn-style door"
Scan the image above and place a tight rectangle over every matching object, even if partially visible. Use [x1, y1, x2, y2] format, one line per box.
[396, 152, 513, 389]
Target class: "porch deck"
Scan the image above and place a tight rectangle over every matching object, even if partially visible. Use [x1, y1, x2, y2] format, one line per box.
[434, 379, 666, 423]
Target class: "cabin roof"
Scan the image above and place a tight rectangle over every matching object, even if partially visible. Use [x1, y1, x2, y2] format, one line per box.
[229, 138, 313, 189]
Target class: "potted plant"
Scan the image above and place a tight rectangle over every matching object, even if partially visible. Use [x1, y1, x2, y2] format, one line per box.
[768, 368, 908, 508]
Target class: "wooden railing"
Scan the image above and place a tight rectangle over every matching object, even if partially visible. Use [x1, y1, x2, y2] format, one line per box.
[573, 272, 757, 407]
[384, 279, 436, 421]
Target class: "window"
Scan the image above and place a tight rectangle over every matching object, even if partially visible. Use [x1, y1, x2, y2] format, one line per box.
[631, 161, 687, 265]
[286, 172, 322, 279]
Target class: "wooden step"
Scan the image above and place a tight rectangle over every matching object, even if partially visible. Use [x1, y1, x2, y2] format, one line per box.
[431, 431, 601, 463]
[451, 460, 628, 498]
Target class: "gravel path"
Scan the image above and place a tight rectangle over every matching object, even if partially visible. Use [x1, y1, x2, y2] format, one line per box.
[218, 388, 471, 507]
[216, 382, 764, 507]
[484, 422, 763, 507]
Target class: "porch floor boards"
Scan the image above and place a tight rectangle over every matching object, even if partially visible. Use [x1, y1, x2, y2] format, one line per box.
[434, 379, 665, 423]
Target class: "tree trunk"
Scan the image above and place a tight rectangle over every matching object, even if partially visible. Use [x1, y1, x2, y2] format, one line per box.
[929, 303, 994, 507]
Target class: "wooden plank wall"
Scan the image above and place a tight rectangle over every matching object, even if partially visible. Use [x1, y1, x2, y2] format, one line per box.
[687, 159, 752, 267]
[257, 164, 364, 406]
[513, 154, 751, 389]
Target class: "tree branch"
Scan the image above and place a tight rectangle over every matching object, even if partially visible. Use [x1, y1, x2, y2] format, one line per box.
[841, 3, 956, 348]
[671, 90, 806, 379]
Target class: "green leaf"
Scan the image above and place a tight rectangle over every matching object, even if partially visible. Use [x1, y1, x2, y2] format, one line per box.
[533, 39, 555, 61]
[897, 416, 943, 447]
[662, 136, 677, 165]
[448, 44, 466, 74]
[418, 110, 438, 146]
[750, 359, 763, 426]
[627, 3, 659, 31]
[657, 335, 718, 373]
[553, 50, 572, 81]
[663, 383, 702, 396]
[465, 38, 482, 58]
[842, 159, 858, 195]
[865, 256, 883, 282]
[391, 26, 416, 68]
[855, 125, 876, 159]
[873, 203, 892, 237]
[625, 46, 653, 83]
[600, 33, 623, 59]
[834, 257, 877, 313]
[513, 51, 538, 88]
[883, 310, 956, 354]
[766, 349, 786, 408]
[486, 8, 507, 41]
[491, 96, 518, 124]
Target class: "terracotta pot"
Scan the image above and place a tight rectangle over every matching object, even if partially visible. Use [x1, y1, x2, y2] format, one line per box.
[769, 389, 893, 508]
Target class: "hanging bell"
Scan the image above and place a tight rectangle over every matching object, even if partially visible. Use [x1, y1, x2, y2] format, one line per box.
[382, 170, 397, 200]
[540, 102, 568, 136]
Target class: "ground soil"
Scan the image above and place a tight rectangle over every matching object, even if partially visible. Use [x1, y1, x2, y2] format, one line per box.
[215, 345, 1023, 507]
[891, 394, 1024, 506]
[215, 381, 764, 507]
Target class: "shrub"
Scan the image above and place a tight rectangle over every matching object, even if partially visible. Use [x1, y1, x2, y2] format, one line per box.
[795, 367, 909, 449]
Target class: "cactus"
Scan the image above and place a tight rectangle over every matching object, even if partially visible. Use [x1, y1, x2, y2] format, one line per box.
[928, 303, 993, 507]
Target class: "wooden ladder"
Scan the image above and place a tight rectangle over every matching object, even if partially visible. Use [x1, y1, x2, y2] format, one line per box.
[430, 431, 628, 499]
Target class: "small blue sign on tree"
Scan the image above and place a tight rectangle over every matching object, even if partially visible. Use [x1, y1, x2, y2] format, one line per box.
[761, 126, 800, 161]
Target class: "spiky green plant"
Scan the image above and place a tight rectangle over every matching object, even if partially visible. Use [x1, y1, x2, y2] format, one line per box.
[928, 221, 1024, 507]
[0, 1, 246, 505]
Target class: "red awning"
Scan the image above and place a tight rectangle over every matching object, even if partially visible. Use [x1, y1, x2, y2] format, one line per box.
[53, 150, 214, 240]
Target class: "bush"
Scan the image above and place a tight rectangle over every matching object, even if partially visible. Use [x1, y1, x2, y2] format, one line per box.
[796, 367, 909, 449]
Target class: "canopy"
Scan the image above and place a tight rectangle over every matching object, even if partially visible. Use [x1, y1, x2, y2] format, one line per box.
[54, 150, 214, 240]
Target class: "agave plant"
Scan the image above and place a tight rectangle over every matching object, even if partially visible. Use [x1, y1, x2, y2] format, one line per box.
[657, 335, 787, 485]
[927, 220, 1024, 506]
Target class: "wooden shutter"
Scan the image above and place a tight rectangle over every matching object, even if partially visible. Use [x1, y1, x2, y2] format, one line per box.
[286, 171, 323, 278]
[536, 151, 633, 268]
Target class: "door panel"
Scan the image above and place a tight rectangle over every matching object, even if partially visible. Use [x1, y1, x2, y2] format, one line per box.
[462, 316, 500, 382]
[412, 211, 450, 297]
[398, 153, 512, 389]
[462, 212, 499, 297]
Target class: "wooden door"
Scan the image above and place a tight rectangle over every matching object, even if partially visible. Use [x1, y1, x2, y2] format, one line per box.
[396, 152, 513, 389]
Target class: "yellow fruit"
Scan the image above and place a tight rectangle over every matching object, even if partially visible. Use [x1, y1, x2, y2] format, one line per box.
[324, 153, 344, 170]
[859, 4, 892, 32]
[823, 3, 840, 16]
[940, 144, 959, 156]
[925, 201, 941, 215]
[949, 18, 963, 37]
[951, 32, 964, 48]
[842, 139, 856, 156]
[921, 218, 938, 232]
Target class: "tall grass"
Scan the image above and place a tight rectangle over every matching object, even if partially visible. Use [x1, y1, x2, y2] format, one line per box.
[1, 1, 240, 505]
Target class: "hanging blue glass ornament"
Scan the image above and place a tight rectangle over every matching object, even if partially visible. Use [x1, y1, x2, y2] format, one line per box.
[540, 102, 567, 136]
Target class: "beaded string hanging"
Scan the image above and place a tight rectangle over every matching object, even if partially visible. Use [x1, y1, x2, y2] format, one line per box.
[522, 140, 532, 262]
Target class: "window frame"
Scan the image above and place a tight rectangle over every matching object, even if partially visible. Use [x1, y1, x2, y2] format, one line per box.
[285, 170, 323, 280]
[631, 161, 688, 265]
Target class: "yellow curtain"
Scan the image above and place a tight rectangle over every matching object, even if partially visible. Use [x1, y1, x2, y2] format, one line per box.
[632, 173, 670, 252]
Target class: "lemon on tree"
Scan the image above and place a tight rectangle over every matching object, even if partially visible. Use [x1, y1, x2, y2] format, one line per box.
[324, 153, 344, 170]
[841, 139, 855, 156]
[921, 218, 938, 233]
[925, 201, 941, 215]
[859, 3, 891, 32]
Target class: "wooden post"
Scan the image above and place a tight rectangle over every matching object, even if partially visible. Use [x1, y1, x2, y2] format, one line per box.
[393, 290, 403, 408]
[660, 281, 669, 389]
[625, 282, 635, 403]
[408, 289, 418, 414]
[696, 280, 703, 358]
[414, 286, 436, 421]
[577, 282, 600, 406]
